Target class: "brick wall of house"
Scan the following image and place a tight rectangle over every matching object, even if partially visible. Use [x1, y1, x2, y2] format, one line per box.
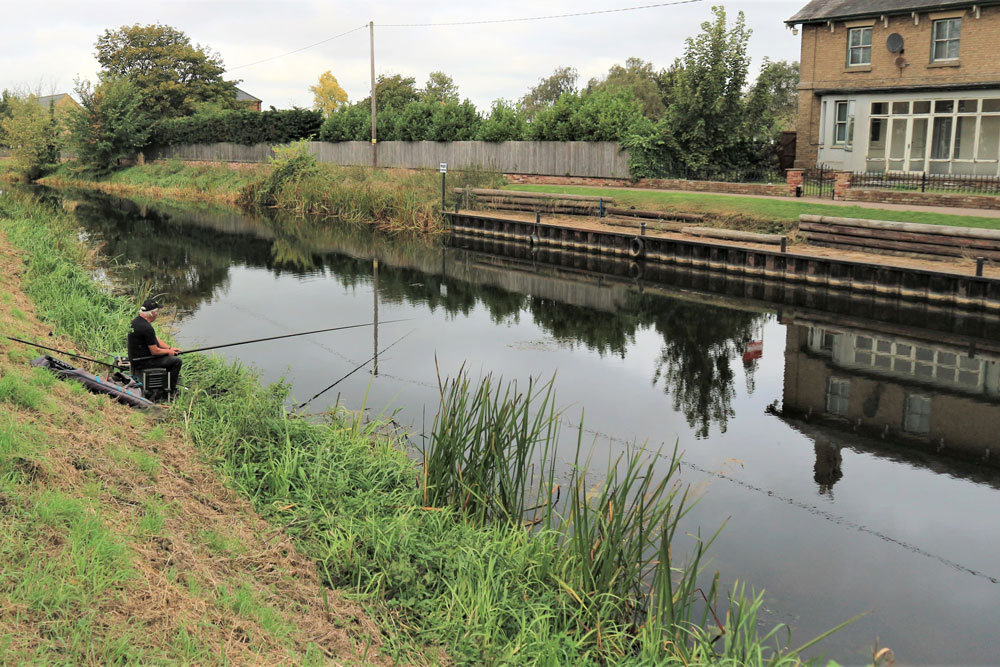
[795, 5, 1000, 167]
[505, 174, 789, 196]
[843, 188, 1000, 209]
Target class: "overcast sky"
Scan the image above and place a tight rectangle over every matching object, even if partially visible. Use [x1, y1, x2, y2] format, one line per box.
[0, 0, 803, 111]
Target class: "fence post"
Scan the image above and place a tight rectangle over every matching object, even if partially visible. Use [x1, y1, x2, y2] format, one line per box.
[921, 172, 927, 193]
[977, 257, 985, 277]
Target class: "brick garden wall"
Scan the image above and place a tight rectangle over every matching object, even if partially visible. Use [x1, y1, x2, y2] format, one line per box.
[843, 188, 1000, 210]
[505, 174, 789, 196]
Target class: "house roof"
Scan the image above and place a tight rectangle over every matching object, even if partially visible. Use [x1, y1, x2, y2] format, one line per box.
[786, 0, 1000, 25]
[34, 93, 76, 108]
[235, 87, 261, 103]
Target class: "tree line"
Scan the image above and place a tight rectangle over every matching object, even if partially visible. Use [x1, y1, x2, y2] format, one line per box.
[1, 7, 798, 180]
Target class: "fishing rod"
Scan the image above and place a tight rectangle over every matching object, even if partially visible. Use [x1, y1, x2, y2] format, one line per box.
[130, 318, 412, 363]
[6, 336, 126, 370]
[294, 329, 415, 411]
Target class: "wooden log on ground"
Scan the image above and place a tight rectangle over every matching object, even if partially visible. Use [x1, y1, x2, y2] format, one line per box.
[480, 196, 599, 210]
[602, 217, 688, 232]
[458, 188, 615, 203]
[800, 221, 1000, 252]
[605, 206, 704, 222]
[483, 203, 604, 216]
[682, 226, 785, 245]
[799, 214, 1000, 241]
[800, 231, 1000, 260]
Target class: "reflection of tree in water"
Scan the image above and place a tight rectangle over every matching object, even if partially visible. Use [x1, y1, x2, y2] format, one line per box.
[528, 298, 639, 358]
[67, 192, 267, 316]
[648, 301, 766, 438]
[60, 188, 769, 436]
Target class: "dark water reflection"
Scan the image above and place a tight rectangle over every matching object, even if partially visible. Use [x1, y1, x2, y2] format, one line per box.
[39, 187, 1000, 664]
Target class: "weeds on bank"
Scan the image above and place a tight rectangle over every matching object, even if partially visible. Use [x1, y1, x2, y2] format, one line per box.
[0, 191, 376, 663]
[237, 140, 505, 230]
[2, 188, 854, 664]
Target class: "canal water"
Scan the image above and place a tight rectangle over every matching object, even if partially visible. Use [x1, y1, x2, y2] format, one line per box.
[49, 189, 1000, 663]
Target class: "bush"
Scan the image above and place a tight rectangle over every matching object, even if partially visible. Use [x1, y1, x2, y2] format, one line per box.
[149, 108, 322, 146]
[318, 105, 370, 142]
[0, 96, 61, 181]
[69, 78, 151, 175]
[237, 140, 321, 208]
[476, 99, 526, 141]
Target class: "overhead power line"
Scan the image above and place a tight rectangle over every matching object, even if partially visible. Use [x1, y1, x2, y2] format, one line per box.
[224, 0, 707, 72]
[226, 24, 368, 72]
[381, 0, 706, 27]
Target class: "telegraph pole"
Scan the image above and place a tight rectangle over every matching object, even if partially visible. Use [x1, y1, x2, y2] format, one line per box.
[369, 20, 377, 167]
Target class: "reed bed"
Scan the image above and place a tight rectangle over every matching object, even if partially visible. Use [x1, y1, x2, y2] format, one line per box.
[237, 142, 504, 231]
[0, 189, 855, 664]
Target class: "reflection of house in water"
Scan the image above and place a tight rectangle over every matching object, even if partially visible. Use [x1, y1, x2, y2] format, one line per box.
[780, 315, 1000, 490]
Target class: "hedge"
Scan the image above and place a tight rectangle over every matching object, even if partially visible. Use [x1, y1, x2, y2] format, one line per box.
[148, 109, 323, 146]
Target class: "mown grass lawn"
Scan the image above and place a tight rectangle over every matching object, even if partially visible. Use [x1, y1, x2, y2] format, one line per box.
[506, 184, 1000, 231]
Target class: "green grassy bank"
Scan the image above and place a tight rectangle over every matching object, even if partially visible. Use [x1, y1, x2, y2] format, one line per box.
[0, 190, 857, 664]
[508, 184, 1000, 231]
[39, 144, 504, 231]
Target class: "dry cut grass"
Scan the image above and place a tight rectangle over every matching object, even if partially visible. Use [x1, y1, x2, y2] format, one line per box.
[0, 230, 388, 664]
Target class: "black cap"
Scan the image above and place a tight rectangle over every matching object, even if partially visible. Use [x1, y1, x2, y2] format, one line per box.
[140, 298, 162, 312]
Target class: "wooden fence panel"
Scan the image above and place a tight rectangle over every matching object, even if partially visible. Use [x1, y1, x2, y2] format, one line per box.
[146, 141, 630, 178]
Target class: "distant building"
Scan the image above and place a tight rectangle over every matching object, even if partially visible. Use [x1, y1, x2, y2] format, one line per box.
[235, 87, 262, 112]
[786, 1, 1000, 175]
[34, 93, 79, 113]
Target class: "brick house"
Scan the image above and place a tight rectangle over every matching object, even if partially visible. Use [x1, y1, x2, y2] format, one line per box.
[235, 87, 262, 112]
[786, 0, 1000, 175]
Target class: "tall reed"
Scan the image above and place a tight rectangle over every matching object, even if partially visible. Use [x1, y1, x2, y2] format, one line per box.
[422, 368, 855, 662]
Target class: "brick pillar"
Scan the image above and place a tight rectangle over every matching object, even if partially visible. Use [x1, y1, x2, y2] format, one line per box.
[833, 171, 853, 200]
[786, 169, 804, 196]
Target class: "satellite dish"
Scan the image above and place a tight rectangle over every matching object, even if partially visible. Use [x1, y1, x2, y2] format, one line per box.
[887, 33, 904, 53]
[895, 56, 908, 69]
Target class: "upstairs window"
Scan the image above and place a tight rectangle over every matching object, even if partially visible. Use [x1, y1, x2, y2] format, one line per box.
[932, 18, 961, 61]
[848, 27, 873, 65]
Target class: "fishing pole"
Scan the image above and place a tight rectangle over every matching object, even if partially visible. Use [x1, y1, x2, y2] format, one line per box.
[294, 329, 415, 411]
[129, 318, 412, 363]
[5, 336, 126, 370]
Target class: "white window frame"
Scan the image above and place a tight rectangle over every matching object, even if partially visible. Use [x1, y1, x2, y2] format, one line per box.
[862, 95, 1000, 175]
[903, 394, 932, 435]
[931, 18, 962, 62]
[847, 27, 873, 66]
[826, 377, 851, 416]
[833, 101, 855, 148]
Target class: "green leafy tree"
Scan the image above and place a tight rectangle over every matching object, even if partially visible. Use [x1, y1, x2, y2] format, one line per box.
[393, 100, 436, 141]
[520, 66, 578, 119]
[310, 70, 348, 117]
[421, 71, 459, 104]
[586, 57, 668, 121]
[527, 92, 582, 140]
[476, 99, 526, 141]
[663, 6, 753, 173]
[429, 99, 481, 141]
[94, 23, 239, 117]
[318, 104, 371, 142]
[746, 59, 799, 136]
[0, 89, 14, 146]
[69, 78, 151, 174]
[0, 95, 60, 180]
[355, 74, 420, 113]
[573, 88, 648, 141]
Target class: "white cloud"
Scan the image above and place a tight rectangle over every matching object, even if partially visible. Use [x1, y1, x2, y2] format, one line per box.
[0, 0, 803, 109]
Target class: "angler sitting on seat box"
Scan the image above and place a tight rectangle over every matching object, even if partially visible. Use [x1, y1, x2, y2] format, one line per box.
[127, 298, 181, 395]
